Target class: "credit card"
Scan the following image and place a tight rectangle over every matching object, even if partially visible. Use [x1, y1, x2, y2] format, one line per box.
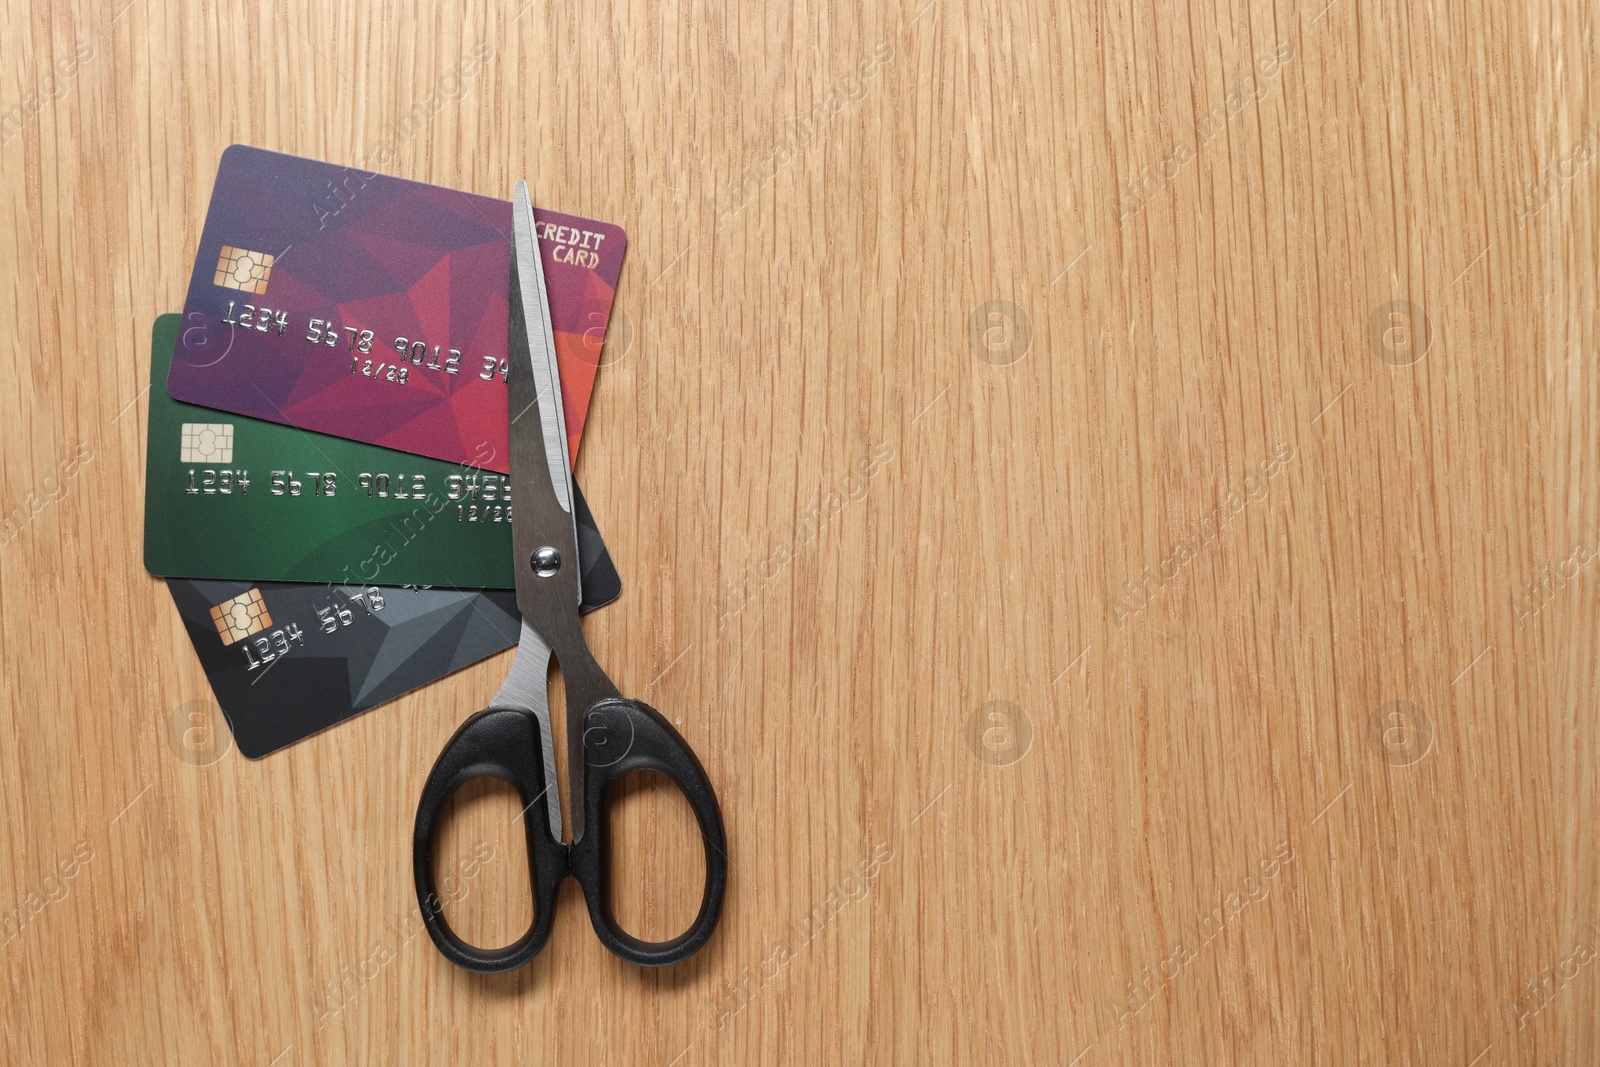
[144, 314, 616, 591]
[165, 145, 625, 472]
[165, 478, 620, 757]
[168, 579, 518, 757]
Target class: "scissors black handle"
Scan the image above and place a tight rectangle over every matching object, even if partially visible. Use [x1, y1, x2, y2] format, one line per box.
[413, 698, 727, 972]
[568, 696, 727, 964]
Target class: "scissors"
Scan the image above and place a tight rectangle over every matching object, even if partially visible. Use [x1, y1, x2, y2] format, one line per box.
[412, 180, 727, 972]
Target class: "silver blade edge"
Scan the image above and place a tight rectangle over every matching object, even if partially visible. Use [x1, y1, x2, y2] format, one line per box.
[511, 180, 581, 609]
[489, 620, 563, 841]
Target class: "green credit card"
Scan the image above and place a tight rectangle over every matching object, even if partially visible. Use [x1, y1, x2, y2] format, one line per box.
[144, 313, 535, 588]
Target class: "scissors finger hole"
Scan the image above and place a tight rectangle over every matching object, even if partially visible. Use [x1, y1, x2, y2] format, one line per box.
[603, 770, 708, 943]
[431, 776, 535, 949]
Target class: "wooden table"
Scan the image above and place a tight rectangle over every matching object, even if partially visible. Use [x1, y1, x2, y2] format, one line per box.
[3, 0, 1595, 1062]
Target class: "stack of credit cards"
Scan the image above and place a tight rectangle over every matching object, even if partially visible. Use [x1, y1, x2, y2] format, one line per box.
[145, 146, 627, 757]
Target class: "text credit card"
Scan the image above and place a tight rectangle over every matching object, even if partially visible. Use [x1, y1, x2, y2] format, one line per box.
[165, 145, 626, 472]
[144, 315, 620, 594]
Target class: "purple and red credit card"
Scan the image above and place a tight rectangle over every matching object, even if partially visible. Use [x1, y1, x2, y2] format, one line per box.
[167, 145, 626, 471]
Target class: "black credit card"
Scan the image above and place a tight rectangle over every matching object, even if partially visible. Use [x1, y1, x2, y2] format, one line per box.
[166, 486, 621, 757]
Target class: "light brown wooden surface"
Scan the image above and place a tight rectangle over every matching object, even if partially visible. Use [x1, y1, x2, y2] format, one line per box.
[2, 0, 1597, 1062]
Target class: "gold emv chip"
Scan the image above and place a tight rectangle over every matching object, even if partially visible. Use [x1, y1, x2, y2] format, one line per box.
[214, 245, 275, 295]
[210, 588, 272, 645]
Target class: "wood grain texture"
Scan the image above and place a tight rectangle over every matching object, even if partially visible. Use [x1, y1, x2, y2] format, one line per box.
[2, 0, 1597, 1062]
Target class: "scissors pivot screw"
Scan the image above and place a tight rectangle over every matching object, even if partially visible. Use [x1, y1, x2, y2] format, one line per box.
[531, 546, 562, 577]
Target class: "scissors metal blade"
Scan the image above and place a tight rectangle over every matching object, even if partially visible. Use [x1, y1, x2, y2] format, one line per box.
[489, 620, 562, 841]
[509, 180, 583, 610]
[505, 179, 618, 845]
